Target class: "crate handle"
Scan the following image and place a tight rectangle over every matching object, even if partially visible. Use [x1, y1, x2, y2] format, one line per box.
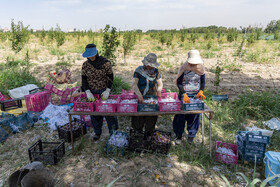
[264, 156, 277, 176]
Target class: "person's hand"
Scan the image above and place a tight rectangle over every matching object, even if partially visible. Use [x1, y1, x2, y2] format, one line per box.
[183, 93, 190, 103]
[101, 88, 111, 100]
[138, 95, 144, 104]
[85, 90, 95, 102]
[156, 90, 161, 97]
[196, 90, 206, 100]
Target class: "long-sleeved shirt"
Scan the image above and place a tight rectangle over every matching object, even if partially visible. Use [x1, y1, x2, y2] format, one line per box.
[177, 71, 205, 95]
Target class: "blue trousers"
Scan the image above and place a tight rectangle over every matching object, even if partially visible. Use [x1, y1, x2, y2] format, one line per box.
[90, 116, 118, 135]
[172, 114, 200, 138]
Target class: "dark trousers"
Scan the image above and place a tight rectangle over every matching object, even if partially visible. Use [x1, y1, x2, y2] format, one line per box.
[131, 116, 158, 136]
[172, 114, 200, 138]
[91, 116, 118, 135]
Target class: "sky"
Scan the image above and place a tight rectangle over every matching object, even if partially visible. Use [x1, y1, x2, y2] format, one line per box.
[0, 0, 279, 32]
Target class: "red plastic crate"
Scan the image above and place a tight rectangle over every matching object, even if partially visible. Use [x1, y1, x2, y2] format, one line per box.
[69, 87, 81, 103]
[0, 92, 4, 101]
[52, 87, 64, 96]
[24, 91, 52, 112]
[60, 88, 72, 104]
[161, 88, 166, 93]
[73, 94, 97, 112]
[95, 95, 119, 113]
[158, 92, 180, 111]
[117, 94, 138, 113]
[82, 115, 92, 127]
[215, 141, 238, 165]
[44, 83, 53, 91]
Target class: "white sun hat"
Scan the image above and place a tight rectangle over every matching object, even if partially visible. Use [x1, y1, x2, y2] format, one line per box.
[187, 50, 204, 64]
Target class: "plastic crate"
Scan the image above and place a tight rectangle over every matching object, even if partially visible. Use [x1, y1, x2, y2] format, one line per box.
[0, 92, 4, 101]
[151, 130, 171, 155]
[128, 129, 151, 152]
[95, 95, 119, 113]
[69, 87, 81, 103]
[105, 131, 128, 156]
[82, 115, 92, 127]
[237, 141, 267, 156]
[239, 151, 264, 163]
[246, 134, 270, 144]
[57, 119, 87, 143]
[73, 94, 97, 112]
[60, 88, 72, 104]
[265, 151, 280, 186]
[24, 91, 52, 112]
[212, 94, 229, 101]
[51, 87, 64, 96]
[28, 139, 65, 165]
[158, 92, 180, 112]
[182, 100, 204, 111]
[44, 83, 54, 91]
[161, 88, 166, 93]
[117, 95, 138, 113]
[137, 95, 158, 112]
[215, 141, 238, 165]
[0, 98, 23, 111]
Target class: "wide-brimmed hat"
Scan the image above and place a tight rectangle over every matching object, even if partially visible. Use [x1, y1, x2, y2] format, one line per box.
[187, 50, 203, 64]
[82, 44, 98, 58]
[142, 53, 160, 68]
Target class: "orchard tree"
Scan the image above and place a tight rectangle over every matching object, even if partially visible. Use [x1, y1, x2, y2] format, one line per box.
[9, 19, 30, 53]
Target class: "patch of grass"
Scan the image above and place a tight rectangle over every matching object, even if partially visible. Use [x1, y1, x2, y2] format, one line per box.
[223, 63, 242, 72]
[48, 47, 65, 56]
[201, 51, 215, 59]
[55, 60, 73, 69]
[152, 46, 164, 51]
[111, 76, 131, 94]
[160, 60, 173, 68]
[0, 60, 41, 95]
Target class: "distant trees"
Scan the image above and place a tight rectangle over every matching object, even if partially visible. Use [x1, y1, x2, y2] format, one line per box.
[264, 20, 280, 33]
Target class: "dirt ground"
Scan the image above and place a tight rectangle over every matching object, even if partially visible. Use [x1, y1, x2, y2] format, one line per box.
[0, 37, 279, 186]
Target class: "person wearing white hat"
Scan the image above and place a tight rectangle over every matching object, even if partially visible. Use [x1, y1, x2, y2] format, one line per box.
[132, 53, 163, 139]
[173, 50, 206, 145]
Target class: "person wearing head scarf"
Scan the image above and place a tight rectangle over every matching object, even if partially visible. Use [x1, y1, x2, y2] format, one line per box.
[173, 50, 206, 145]
[81, 43, 118, 141]
[132, 53, 163, 140]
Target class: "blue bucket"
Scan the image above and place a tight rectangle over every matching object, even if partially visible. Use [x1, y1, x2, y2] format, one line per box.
[265, 151, 280, 186]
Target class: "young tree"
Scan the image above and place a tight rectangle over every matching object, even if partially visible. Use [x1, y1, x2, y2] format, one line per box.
[54, 24, 65, 47]
[122, 31, 135, 63]
[100, 25, 120, 66]
[9, 19, 30, 53]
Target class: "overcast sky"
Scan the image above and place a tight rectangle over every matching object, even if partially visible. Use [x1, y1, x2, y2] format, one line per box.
[0, 0, 279, 31]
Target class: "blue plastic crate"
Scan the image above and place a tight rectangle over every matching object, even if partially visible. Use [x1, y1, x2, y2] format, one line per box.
[105, 131, 128, 156]
[137, 96, 158, 112]
[212, 94, 228, 101]
[246, 134, 270, 144]
[182, 101, 204, 111]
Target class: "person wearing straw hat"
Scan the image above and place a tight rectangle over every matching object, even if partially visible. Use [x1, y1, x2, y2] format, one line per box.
[81, 43, 118, 141]
[132, 53, 163, 140]
[173, 50, 206, 145]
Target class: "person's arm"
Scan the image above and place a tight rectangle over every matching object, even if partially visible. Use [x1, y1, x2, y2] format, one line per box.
[132, 78, 143, 103]
[101, 62, 114, 99]
[176, 73, 185, 94]
[156, 78, 163, 97]
[200, 74, 205, 91]
[81, 62, 90, 91]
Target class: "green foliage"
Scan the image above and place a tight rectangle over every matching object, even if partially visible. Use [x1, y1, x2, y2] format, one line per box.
[122, 31, 136, 61]
[264, 19, 280, 33]
[9, 19, 30, 53]
[111, 76, 131, 94]
[48, 27, 55, 41]
[274, 31, 279, 40]
[48, 47, 65, 56]
[214, 60, 224, 93]
[54, 24, 65, 47]
[236, 38, 246, 57]
[39, 29, 47, 42]
[0, 60, 40, 95]
[100, 25, 120, 66]
[0, 32, 9, 42]
[247, 33, 255, 46]
[87, 29, 95, 43]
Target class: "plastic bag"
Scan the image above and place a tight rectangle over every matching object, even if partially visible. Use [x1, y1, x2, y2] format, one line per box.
[8, 84, 39, 99]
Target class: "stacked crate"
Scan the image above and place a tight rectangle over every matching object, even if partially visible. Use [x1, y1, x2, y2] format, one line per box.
[236, 131, 270, 163]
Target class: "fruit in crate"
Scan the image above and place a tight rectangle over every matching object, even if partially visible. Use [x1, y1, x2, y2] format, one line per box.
[183, 98, 202, 104]
[60, 122, 81, 131]
[120, 99, 137, 103]
[101, 99, 118, 104]
[160, 97, 176, 102]
[143, 98, 158, 104]
[153, 131, 170, 143]
[78, 97, 95, 102]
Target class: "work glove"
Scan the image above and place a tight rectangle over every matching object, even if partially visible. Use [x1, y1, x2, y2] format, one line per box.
[196, 90, 206, 100]
[85, 90, 95, 102]
[101, 88, 111, 100]
[182, 93, 190, 104]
